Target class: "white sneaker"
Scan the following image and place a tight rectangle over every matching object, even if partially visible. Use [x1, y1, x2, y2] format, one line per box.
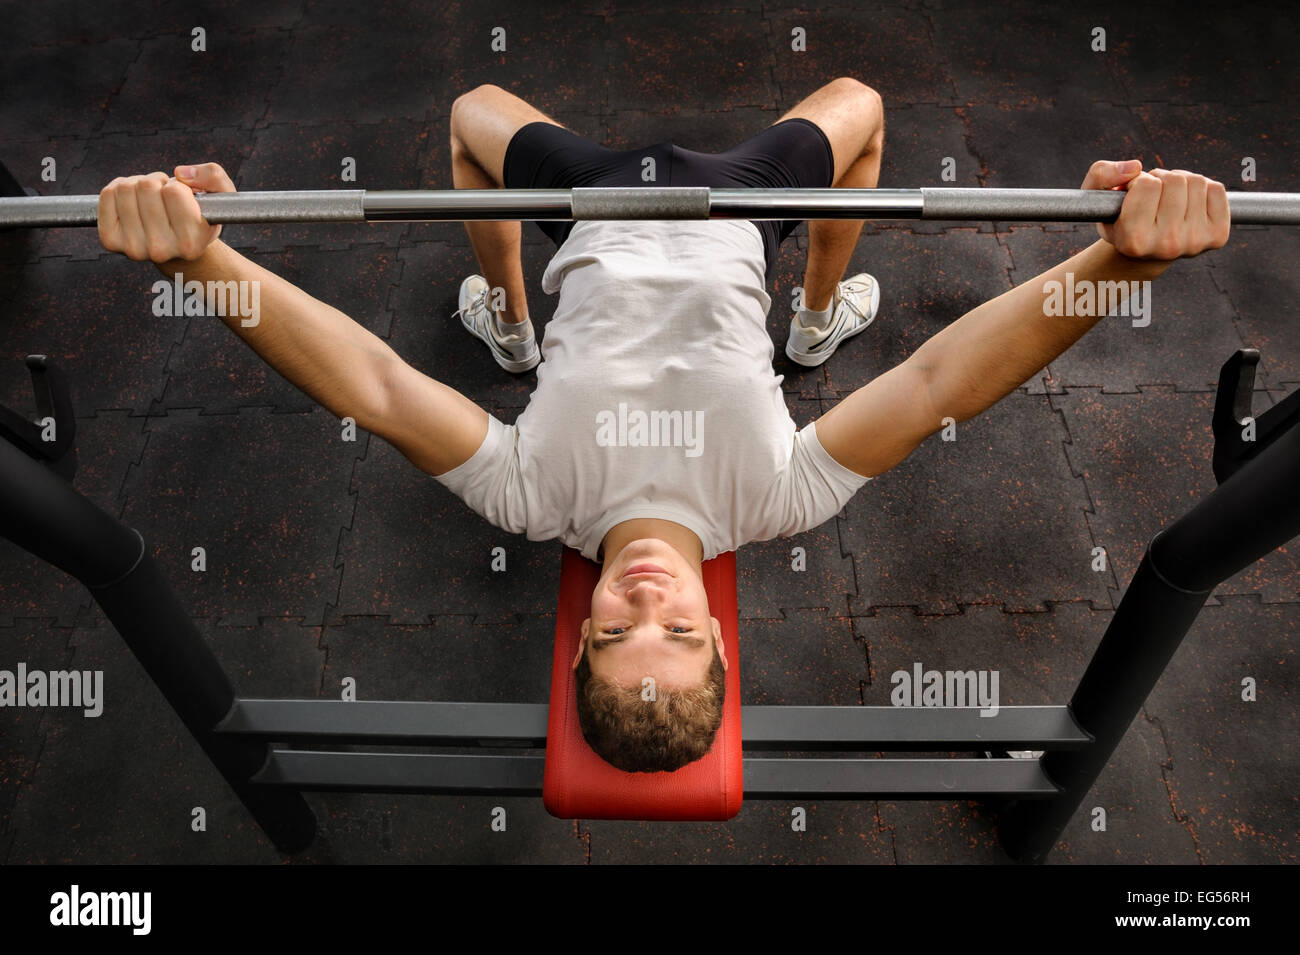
[454, 275, 540, 373]
[785, 272, 881, 367]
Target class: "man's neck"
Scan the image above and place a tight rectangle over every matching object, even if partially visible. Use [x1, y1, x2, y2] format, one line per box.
[599, 518, 704, 573]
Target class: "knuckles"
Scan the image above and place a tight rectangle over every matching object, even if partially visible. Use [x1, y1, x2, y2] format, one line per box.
[176, 235, 203, 260]
[1112, 167, 1231, 259]
[145, 239, 173, 262]
[1154, 236, 1184, 259]
[98, 168, 219, 263]
[1115, 236, 1148, 259]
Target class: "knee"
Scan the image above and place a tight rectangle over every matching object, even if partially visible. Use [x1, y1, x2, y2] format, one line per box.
[829, 76, 883, 114]
[453, 83, 504, 112]
[450, 84, 504, 136]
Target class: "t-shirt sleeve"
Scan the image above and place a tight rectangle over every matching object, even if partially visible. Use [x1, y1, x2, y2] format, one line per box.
[764, 419, 871, 537]
[431, 414, 529, 535]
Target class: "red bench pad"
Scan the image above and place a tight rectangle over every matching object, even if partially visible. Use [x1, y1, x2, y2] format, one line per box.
[543, 547, 743, 820]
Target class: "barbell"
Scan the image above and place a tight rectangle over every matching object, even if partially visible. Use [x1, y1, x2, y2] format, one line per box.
[2, 186, 1299, 227]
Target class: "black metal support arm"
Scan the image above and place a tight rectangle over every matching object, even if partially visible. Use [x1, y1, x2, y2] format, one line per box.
[0, 367, 316, 852]
[998, 350, 1300, 861]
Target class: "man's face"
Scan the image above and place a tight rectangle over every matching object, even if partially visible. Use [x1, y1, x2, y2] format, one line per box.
[576, 538, 726, 688]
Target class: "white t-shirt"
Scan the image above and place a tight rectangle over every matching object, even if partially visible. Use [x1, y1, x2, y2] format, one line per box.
[435, 218, 871, 561]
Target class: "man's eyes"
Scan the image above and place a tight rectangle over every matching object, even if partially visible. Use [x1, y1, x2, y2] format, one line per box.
[602, 626, 690, 635]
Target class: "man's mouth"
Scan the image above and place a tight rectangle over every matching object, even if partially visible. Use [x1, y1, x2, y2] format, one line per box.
[622, 563, 670, 578]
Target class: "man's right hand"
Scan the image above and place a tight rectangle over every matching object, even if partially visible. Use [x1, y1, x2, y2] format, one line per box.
[97, 163, 235, 264]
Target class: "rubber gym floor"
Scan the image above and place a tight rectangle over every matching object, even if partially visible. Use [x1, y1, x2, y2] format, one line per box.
[0, 0, 1296, 865]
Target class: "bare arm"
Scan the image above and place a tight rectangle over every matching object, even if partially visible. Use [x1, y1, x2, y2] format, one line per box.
[816, 161, 1230, 478]
[909, 239, 1168, 424]
[99, 164, 488, 476]
[154, 237, 394, 423]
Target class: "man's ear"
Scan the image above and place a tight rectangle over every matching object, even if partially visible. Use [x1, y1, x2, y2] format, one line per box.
[711, 616, 727, 670]
[573, 620, 590, 671]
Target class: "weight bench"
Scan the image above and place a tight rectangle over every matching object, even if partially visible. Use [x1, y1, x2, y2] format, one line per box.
[2, 349, 1298, 862]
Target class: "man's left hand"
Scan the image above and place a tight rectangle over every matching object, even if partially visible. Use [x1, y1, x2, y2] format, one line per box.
[1083, 159, 1230, 261]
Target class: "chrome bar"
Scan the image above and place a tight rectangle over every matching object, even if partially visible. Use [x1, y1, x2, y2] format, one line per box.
[710, 187, 924, 219]
[363, 188, 571, 221]
[2, 187, 1298, 227]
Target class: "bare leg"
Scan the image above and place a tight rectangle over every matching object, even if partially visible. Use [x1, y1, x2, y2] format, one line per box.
[774, 77, 884, 311]
[449, 84, 566, 324]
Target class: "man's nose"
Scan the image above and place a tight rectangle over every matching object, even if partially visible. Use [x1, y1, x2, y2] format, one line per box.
[626, 578, 667, 602]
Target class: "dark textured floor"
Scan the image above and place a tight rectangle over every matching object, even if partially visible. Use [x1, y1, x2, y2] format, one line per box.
[1, 0, 1296, 864]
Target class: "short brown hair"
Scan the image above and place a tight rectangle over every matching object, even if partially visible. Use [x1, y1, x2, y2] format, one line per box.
[574, 640, 726, 773]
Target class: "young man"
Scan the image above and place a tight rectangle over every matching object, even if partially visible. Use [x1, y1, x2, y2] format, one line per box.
[96, 78, 1228, 775]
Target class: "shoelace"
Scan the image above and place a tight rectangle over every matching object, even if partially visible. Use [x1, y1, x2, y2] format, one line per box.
[836, 278, 873, 328]
[456, 284, 534, 349]
[453, 285, 490, 325]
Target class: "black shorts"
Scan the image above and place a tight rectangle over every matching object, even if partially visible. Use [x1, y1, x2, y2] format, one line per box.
[503, 117, 836, 285]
